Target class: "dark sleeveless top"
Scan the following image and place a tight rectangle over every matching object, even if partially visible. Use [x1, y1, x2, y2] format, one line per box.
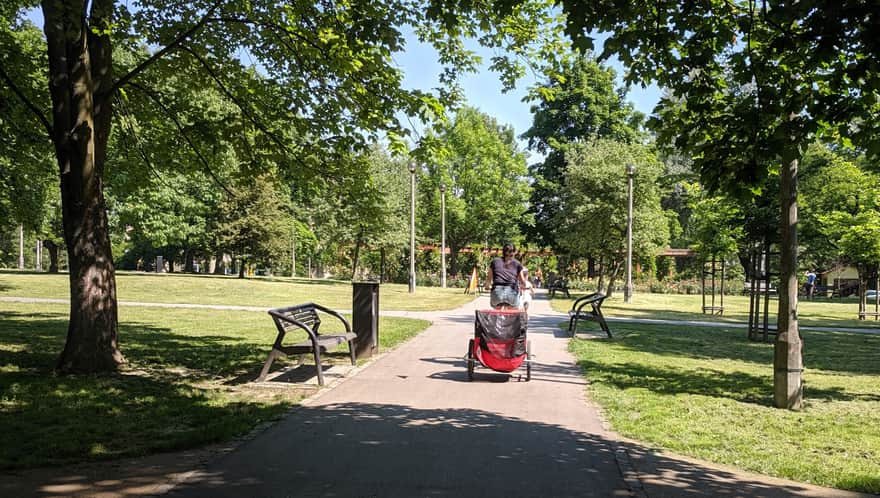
[490, 257, 523, 290]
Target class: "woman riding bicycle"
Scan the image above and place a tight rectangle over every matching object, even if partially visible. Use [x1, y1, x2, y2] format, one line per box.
[486, 242, 527, 310]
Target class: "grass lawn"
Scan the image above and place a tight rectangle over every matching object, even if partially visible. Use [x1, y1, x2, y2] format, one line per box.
[0, 270, 475, 311]
[550, 291, 880, 329]
[0, 301, 429, 469]
[568, 320, 880, 494]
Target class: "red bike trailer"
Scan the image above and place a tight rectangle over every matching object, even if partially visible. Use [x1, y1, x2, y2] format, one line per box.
[466, 308, 532, 381]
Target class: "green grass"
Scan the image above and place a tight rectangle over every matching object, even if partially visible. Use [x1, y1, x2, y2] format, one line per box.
[550, 291, 880, 329]
[0, 301, 429, 469]
[0, 270, 475, 311]
[568, 321, 880, 493]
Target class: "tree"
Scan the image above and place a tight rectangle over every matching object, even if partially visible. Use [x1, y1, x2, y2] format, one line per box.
[555, 138, 669, 295]
[1, 1, 564, 373]
[685, 183, 743, 261]
[522, 53, 645, 249]
[0, 13, 56, 259]
[799, 143, 864, 270]
[216, 174, 292, 278]
[421, 106, 531, 276]
[801, 147, 880, 312]
[551, 0, 880, 409]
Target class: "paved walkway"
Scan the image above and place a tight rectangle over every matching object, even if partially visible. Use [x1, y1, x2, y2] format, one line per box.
[1, 292, 876, 497]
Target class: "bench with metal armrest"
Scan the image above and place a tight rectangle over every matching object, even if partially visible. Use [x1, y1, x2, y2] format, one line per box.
[567, 292, 611, 338]
[258, 303, 357, 386]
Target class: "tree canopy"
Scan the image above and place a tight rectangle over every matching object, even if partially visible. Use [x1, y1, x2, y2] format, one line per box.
[522, 53, 645, 248]
[556, 138, 669, 294]
[420, 106, 531, 275]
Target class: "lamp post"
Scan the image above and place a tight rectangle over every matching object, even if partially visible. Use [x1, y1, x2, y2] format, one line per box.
[624, 163, 635, 304]
[440, 183, 447, 288]
[409, 162, 417, 294]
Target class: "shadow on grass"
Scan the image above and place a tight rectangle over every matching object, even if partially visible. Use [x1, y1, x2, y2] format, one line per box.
[0, 311, 292, 469]
[576, 358, 880, 406]
[575, 321, 880, 377]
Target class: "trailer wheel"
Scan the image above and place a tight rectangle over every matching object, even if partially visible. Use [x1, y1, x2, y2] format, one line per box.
[467, 339, 475, 381]
[525, 340, 532, 381]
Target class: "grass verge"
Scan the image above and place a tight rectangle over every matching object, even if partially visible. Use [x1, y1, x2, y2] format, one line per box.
[0, 270, 475, 311]
[568, 321, 880, 493]
[0, 301, 429, 469]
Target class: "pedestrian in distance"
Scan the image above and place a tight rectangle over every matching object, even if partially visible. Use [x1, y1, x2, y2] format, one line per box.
[805, 269, 817, 300]
[519, 268, 535, 316]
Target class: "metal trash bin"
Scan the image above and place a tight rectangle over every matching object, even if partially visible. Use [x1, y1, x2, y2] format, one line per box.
[352, 281, 379, 358]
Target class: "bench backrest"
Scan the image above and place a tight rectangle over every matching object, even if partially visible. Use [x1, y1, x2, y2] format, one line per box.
[270, 304, 322, 335]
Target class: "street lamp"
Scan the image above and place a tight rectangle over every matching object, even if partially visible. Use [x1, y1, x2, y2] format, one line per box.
[440, 183, 447, 288]
[409, 162, 417, 294]
[624, 163, 636, 304]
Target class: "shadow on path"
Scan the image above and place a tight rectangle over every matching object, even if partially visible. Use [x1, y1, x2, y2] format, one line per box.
[167, 402, 865, 498]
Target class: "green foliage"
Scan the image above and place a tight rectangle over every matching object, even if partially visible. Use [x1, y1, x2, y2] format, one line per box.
[420, 106, 531, 275]
[216, 174, 293, 274]
[800, 144, 880, 271]
[556, 139, 669, 278]
[684, 182, 742, 258]
[522, 53, 646, 248]
[0, 14, 55, 232]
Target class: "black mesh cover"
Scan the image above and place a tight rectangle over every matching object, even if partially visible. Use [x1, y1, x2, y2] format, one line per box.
[474, 310, 528, 358]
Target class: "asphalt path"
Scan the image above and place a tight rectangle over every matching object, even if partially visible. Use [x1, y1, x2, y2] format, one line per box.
[165, 293, 873, 498]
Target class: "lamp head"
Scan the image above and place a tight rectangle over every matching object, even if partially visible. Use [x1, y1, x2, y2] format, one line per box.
[625, 163, 636, 176]
[408, 162, 416, 174]
[440, 183, 446, 193]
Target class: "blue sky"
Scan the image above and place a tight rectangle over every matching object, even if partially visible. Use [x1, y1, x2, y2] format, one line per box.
[394, 33, 661, 155]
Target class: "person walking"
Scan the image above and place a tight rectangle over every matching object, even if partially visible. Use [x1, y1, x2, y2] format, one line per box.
[486, 242, 527, 309]
[805, 269, 817, 300]
[519, 268, 535, 315]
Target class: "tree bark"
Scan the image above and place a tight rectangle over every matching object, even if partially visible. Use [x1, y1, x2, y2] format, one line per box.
[774, 154, 803, 409]
[44, 0, 124, 373]
[184, 248, 194, 272]
[604, 260, 621, 298]
[43, 239, 60, 273]
[351, 225, 364, 280]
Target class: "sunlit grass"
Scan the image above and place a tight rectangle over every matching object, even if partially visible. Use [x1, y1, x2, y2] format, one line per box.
[569, 321, 880, 493]
[0, 301, 429, 468]
[0, 270, 475, 311]
[549, 290, 880, 329]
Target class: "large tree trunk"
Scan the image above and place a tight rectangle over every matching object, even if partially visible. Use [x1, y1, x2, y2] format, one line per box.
[44, 0, 124, 373]
[774, 154, 803, 409]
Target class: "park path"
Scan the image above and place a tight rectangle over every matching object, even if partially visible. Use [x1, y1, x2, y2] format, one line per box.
[1, 292, 875, 497]
[164, 291, 872, 498]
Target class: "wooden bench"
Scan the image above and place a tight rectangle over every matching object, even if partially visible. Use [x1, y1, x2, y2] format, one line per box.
[548, 278, 571, 298]
[258, 303, 357, 386]
[567, 292, 611, 338]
